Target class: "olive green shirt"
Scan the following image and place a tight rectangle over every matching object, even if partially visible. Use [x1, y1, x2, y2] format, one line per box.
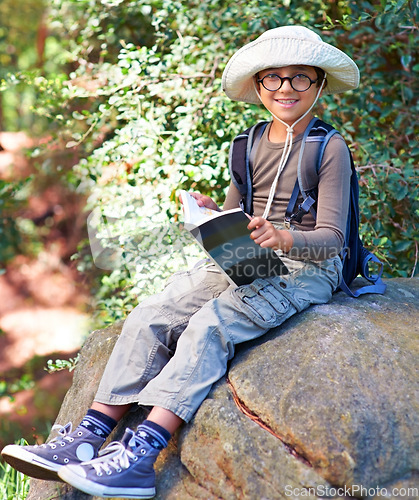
[223, 122, 351, 260]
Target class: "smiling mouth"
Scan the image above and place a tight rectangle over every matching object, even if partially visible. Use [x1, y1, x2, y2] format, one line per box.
[275, 99, 298, 104]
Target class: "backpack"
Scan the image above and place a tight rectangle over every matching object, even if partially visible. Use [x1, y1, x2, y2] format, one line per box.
[228, 117, 386, 297]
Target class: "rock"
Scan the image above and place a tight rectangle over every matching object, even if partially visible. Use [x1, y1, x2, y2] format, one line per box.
[26, 278, 418, 500]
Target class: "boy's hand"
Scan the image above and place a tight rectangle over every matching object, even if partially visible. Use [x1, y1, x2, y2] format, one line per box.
[248, 216, 293, 252]
[180, 191, 221, 211]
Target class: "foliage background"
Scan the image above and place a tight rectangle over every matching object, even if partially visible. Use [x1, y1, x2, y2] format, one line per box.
[1, 0, 418, 326]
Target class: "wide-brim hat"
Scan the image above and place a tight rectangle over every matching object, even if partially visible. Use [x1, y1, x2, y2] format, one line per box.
[222, 25, 360, 104]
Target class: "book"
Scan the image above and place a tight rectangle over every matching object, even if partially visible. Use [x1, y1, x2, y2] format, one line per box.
[180, 190, 289, 286]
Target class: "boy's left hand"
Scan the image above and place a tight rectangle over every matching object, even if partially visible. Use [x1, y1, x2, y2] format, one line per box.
[180, 191, 220, 211]
[248, 216, 293, 253]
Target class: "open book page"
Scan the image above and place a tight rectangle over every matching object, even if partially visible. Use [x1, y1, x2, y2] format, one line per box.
[180, 190, 229, 226]
[180, 190, 288, 286]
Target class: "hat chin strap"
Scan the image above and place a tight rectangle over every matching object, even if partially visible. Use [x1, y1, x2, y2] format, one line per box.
[253, 77, 326, 220]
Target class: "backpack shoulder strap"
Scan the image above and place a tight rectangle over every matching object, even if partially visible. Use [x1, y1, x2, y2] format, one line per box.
[285, 118, 337, 226]
[229, 121, 268, 214]
[298, 118, 338, 196]
[339, 258, 387, 296]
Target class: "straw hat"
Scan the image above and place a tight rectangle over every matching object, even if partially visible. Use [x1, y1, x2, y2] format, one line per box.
[222, 25, 359, 104]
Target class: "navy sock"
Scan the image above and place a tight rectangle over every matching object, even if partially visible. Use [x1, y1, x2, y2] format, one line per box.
[136, 420, 171, 450]
[78, 409, 117, 439]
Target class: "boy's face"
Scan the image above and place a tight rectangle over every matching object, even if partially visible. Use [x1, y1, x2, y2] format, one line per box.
[256, 65, 322, 124]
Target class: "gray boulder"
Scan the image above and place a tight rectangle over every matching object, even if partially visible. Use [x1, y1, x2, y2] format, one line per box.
[27, 278, 418, 499]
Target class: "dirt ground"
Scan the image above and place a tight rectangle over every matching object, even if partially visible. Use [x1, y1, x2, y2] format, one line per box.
[0, 255, 90, 448]
[0, 132, 91, 449]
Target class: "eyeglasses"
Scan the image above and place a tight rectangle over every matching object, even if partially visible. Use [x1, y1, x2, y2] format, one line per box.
[257, 73, 318, 92]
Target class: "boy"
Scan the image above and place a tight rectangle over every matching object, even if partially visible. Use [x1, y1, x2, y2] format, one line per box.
[2, 25, 359, 498]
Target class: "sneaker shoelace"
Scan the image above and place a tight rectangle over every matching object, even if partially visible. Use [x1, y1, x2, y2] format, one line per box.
[89, 430, 143, 476]
[36, 423, 77, 449]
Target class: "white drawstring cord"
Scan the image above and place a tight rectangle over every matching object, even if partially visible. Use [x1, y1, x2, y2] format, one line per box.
[253, 76, 326, 220]
[262, 123, 294, 219]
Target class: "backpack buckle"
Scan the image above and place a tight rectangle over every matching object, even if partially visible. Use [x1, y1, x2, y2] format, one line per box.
[286, 195, 316, 227]
[289, 206, 307, 224]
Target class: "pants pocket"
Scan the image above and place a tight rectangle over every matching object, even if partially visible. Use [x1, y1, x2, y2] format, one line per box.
[231, 278, 292, 328]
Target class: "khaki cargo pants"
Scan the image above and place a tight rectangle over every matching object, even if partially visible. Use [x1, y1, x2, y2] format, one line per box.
[95, 256, 342, 422]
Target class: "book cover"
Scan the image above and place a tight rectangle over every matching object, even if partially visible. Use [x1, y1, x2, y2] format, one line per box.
[180, 191, 289, 286]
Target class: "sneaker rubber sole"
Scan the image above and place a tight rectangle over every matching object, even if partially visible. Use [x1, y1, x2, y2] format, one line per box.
[1, 445, 64, 481]
[58, 465, 156, 498]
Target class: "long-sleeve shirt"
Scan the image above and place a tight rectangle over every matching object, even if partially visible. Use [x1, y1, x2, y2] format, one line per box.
[223, 122, 351, 261]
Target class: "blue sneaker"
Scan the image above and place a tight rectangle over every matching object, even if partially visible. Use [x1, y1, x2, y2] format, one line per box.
[58, 428, 159, 499]
[1, 423, 105, 481]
